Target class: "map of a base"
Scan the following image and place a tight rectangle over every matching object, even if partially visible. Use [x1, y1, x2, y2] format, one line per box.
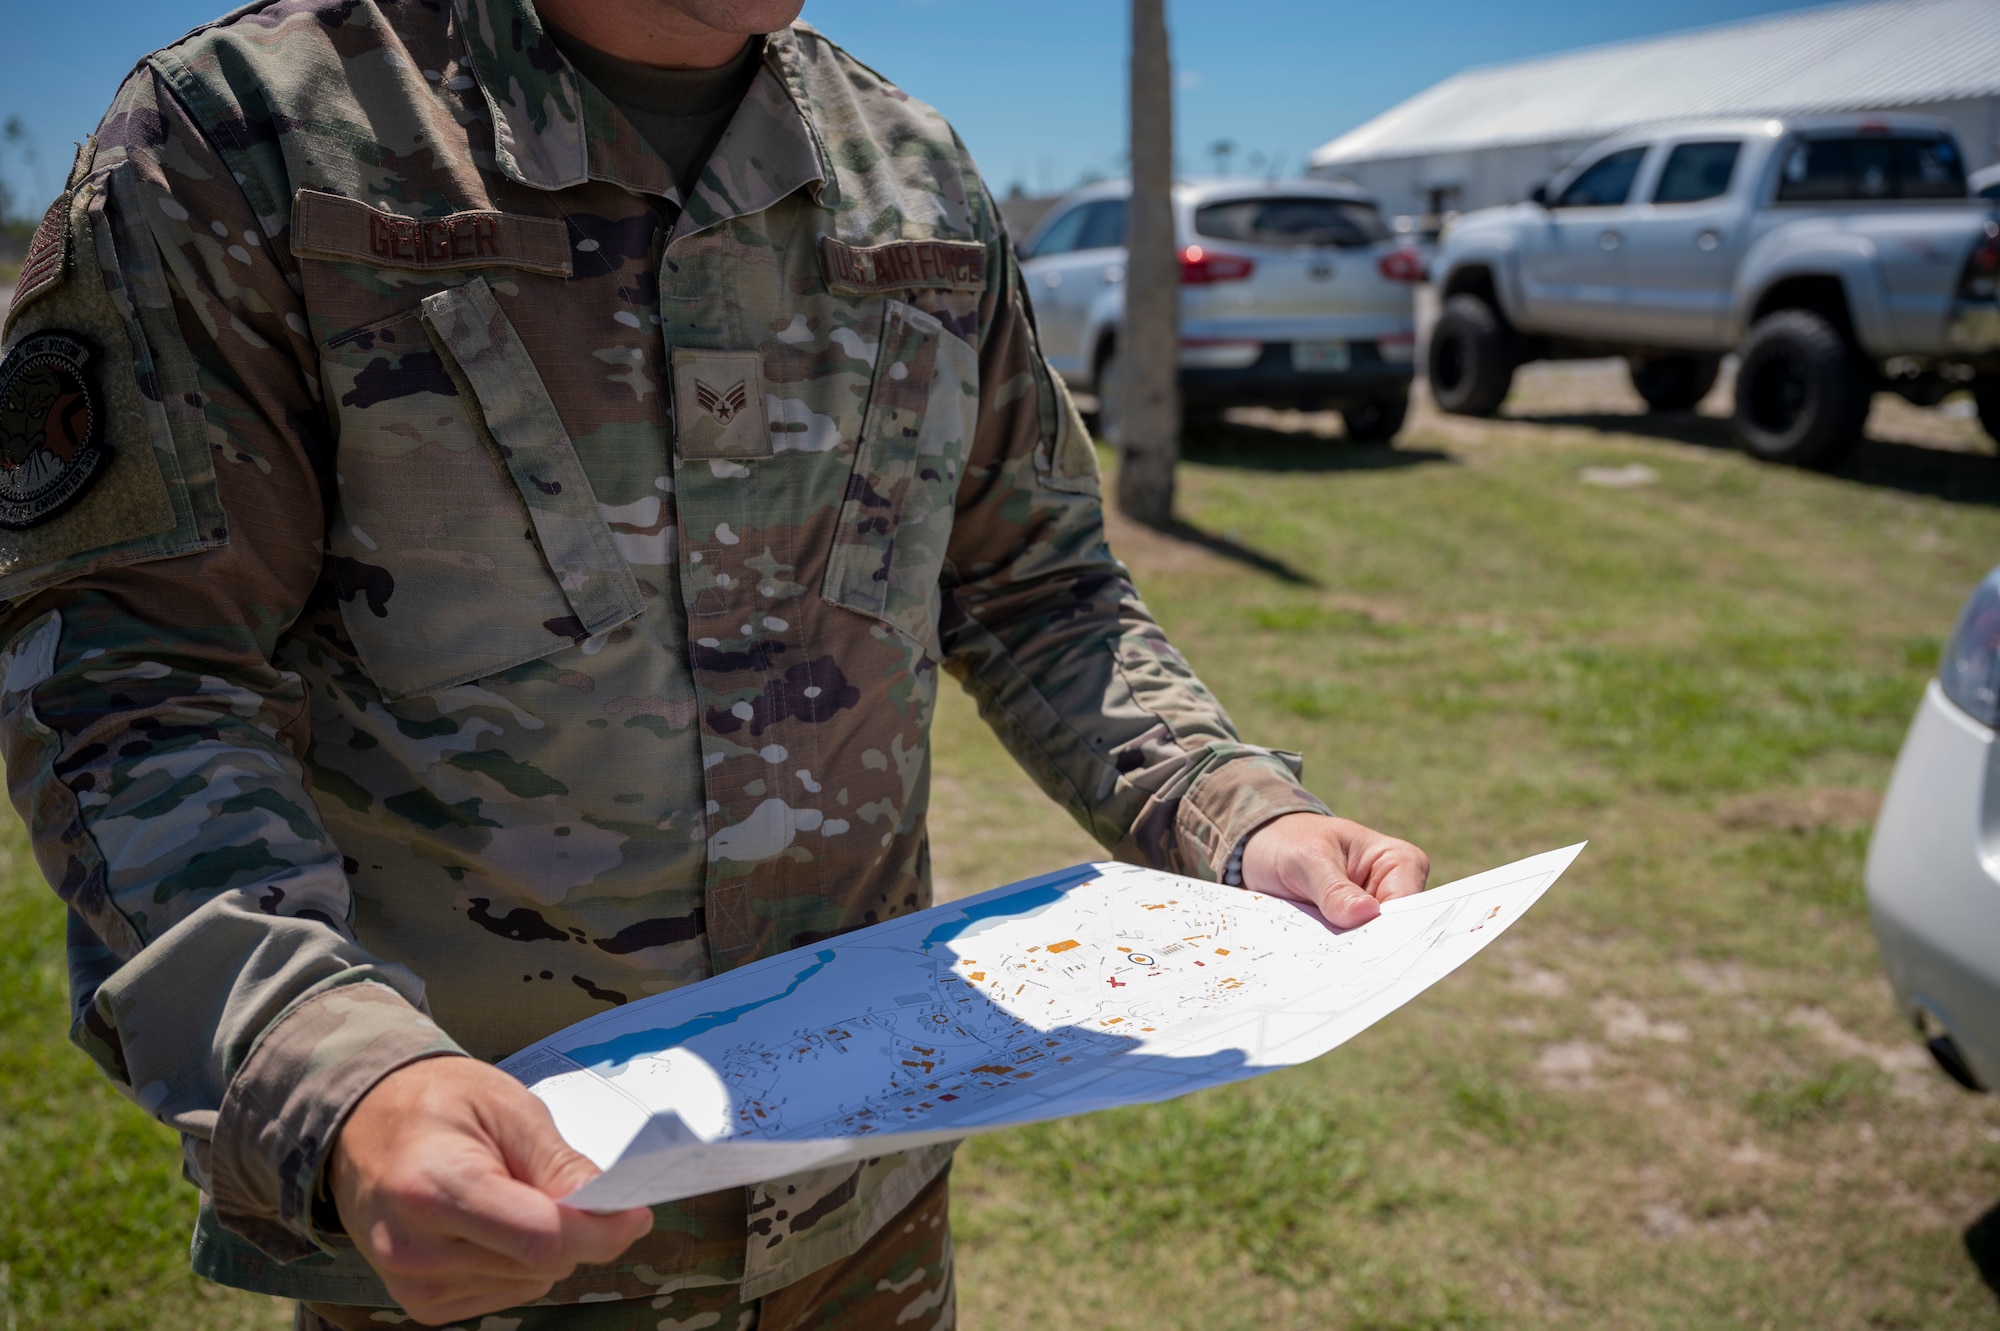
[500, 845, 1585, 1211]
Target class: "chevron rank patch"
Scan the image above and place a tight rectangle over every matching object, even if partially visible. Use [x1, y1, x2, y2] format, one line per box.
[0, 330, 109, 530]
[671, 348, 770, 460]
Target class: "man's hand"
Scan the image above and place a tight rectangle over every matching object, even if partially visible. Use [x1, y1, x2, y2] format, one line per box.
[329, 1057, 654, 1326]
[1241, 813, 1430, 929]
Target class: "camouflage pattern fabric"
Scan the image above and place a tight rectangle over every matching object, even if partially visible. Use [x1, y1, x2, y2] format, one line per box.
[298, 1168, 954, 1329]
[0, 0, 1333, 1308]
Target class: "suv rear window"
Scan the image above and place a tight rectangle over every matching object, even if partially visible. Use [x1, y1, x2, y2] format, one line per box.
[1193, 196, 1390, 248]
[1777, 133, 1968, 202]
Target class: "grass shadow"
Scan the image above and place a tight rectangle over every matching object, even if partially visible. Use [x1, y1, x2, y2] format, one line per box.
[1177, 419, 1456, 476]
[1509, 410, 2000, 508]
[1963, 1201, 2000, 1304]
[1152, 517, 1320, 586]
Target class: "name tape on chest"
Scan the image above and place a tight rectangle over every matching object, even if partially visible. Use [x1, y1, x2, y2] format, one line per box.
[291, 189, 573, 277]
[820, 236, 987, 296]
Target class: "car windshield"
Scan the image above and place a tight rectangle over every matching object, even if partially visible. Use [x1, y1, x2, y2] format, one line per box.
[1192, 196, 1390, 248]
[1777, 133, 1968, 202]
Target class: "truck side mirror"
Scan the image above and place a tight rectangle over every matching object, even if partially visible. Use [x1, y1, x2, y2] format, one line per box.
[1529, 182, 1551, 207]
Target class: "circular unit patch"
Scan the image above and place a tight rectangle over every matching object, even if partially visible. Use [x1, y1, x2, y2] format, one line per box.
[0, 329, 107, 530]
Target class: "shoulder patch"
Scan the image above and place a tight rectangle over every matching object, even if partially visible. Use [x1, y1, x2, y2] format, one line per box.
[290, 189, 573, 277]
[0, 331, 109, 530]
[820, 236, 987, 295]
[12, 197, 72, 318]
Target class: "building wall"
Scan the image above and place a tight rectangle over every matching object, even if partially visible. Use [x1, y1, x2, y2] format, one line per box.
[1317, 95, 2000, 222]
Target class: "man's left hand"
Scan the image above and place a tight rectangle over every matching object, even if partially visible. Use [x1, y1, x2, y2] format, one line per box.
[1240, 813, 1430, 929]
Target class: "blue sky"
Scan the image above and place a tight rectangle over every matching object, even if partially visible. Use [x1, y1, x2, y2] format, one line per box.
[0, 0, 1829, 217]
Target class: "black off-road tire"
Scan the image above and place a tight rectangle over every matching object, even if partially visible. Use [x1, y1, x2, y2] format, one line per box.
[1731, 310, 1870, 468]
[1427, 294, 1516, 417]
[1627, 354, 1721, 413]
[1341, 395, 1409, 444]
[1974, 378, 2000, 447]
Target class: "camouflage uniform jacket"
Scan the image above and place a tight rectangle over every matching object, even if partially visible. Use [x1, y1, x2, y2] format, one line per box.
[0, 0, 1332, 1307]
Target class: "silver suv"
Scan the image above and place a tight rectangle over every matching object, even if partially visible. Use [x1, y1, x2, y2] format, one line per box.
[1018, 179, 1425, 443]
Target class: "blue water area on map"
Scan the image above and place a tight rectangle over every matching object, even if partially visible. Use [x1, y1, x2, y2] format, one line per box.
[565, 866, 1102, 1072]
[917, 866, 1097, 953]
[569, 949, 838, 1070]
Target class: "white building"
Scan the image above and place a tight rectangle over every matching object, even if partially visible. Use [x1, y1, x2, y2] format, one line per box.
[1308, 0, 2000, 220]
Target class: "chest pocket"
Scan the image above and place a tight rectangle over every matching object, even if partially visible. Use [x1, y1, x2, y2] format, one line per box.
[320, 277, 643, 700]
[821, 300, 979, 660]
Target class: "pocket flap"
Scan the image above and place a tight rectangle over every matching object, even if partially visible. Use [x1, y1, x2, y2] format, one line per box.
[421, 278, 643, 640]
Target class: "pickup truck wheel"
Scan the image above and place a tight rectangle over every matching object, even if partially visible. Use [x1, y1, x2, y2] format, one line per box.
[1731, 311, 1868, 468]
[1341, 396, 1408, 445]
[1428, 295, 1515, 417]
[1627, 355, 1720, 413]
[1974, 379, 2000, 446]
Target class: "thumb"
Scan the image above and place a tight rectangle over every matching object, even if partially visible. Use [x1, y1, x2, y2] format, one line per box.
[1312, 873, 1381, 929]
[489, 1088, 653, 1248]
[485, 1085, 604, 1199]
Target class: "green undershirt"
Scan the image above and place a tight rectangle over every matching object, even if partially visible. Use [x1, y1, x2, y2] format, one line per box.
[545, 28, 763, 193]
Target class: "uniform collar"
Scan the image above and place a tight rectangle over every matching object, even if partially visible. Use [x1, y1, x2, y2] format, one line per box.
[452, 0, 830, 223]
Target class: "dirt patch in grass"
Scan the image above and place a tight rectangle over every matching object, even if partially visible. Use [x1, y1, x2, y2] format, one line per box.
[1717, 787, 1883, 833]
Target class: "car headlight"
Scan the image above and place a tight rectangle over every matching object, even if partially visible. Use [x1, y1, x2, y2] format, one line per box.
[1940, 568, 2000, 726]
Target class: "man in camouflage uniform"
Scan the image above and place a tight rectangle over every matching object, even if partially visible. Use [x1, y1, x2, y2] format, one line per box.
[0, 0, 1429, 1324]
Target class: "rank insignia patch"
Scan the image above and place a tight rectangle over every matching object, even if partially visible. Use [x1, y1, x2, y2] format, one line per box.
[671, 348, 770, 460]
[0, 330, 108, 530]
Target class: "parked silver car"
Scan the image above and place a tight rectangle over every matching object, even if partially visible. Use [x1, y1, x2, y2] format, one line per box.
[1868, 565, 2000, 1090]
[1017, 179, 1425, 443]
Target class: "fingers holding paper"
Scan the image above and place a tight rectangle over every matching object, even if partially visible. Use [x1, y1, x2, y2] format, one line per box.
[1240, 812, 1431, 928]
[328, 1057, 654, 1326]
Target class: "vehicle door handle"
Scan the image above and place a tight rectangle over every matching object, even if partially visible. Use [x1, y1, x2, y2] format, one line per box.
[1042, 272, 1062, 289]
[1696, 230, 1723, 251]
[1598, 230, 1622, 251]
[1102, 265, 1125, 284]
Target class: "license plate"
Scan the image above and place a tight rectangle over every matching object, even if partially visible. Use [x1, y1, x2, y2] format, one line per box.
[1291, 340, 1351, 372]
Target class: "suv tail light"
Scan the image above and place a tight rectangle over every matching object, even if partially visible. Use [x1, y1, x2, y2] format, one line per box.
[1940, 568, 2000, 726]
[1377, 247, 1427, 283]
[1958, 220, 2000, 301]
[1180, 245, 1255, 284]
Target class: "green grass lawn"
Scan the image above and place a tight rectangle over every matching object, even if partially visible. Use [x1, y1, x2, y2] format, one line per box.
[5, 375, 2000, 1328]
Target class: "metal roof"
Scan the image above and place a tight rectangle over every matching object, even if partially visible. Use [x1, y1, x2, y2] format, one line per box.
[1310, 0, 2000, 168]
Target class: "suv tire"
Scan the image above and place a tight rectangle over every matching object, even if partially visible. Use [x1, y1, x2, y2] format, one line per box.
[1974, 378, 2000, 447]
[1731, 310, 1869, 468]
[1341, 396, 1408, 444]
[1628, 354, 1720, 413]
[1428, 294, 1516, 417]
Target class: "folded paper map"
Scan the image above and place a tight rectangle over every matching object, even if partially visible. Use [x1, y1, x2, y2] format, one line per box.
[500, 844, 1585, 1210]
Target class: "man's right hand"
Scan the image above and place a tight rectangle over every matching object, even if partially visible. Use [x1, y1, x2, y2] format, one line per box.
[329, 1057, 655, 1326]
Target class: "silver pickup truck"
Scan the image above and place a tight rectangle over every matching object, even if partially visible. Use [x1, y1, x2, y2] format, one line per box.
[1428, 115, 2000, 466]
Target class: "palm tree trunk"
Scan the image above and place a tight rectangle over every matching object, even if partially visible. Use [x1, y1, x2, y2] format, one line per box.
[1117, 0, 1178, 527]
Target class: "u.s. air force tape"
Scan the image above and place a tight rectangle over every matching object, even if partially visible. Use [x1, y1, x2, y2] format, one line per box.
[819, 236, 987, 295]
[0, 330, 109, 531]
